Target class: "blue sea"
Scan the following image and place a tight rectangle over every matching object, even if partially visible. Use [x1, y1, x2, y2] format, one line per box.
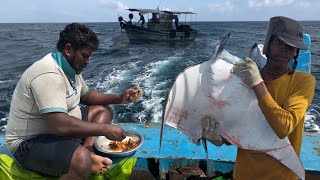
[0, 22, 319, 132]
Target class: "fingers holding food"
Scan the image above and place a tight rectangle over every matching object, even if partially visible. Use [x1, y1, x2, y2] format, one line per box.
[129, 85, 142, 102]
[105, 124, 125, 141]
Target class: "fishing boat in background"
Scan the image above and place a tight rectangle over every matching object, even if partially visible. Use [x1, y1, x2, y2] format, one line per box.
[117, 8, 198, 42]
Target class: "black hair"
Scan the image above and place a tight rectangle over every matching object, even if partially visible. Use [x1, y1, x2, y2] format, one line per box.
[288, 50, 299, 75]
[57, 23, 99, 52]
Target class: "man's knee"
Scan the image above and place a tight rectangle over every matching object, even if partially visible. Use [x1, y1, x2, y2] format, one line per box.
[105, 105, 114, 118]
[96, 105, 114, 120]
[87, 105, 114, 123]
[68, 146, 92, 176]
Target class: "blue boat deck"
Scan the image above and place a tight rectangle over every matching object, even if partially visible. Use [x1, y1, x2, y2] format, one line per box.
[1, 123, 319, 178]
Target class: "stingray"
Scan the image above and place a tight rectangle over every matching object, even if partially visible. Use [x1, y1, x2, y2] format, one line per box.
[160, 33, 305, 179]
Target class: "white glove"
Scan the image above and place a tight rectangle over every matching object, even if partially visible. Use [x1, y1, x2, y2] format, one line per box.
[232, 57, 263, 88]
[201, 116, 224, 146]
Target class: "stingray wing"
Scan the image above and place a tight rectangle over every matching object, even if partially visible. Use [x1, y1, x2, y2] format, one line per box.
[163, 62, 205, 144]
[161, 33, 305, 179]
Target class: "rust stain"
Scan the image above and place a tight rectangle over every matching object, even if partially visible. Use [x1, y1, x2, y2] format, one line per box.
[141, 150, 147, 154]
[176, 166, 204, 176]
[304, 132, 320, 137]
[143, 122, 152, 128]
[314, 148, 320, 156]
[304, 132, 313, 136]
[167, 160, 203, 173]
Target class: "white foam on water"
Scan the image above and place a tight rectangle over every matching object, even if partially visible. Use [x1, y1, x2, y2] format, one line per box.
[0, 118, 7, 122]
[305, 109, 320, 132]
[86, 60, 142, 93]
[131, 52, 186, 123]
[87, 56, 176, 123]
[0, 126, 6, 132]
[0, 118, 7, 132]
[133, 60, 173, 123]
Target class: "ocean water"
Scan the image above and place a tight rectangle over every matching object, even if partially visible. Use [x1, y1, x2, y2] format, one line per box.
[0, 22, 319, 132]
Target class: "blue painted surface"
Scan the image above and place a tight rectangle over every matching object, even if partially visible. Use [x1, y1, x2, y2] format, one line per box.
[0, 34, 319, 177]
[0, 133, 11, 157]
[300, 133, 320, 172]
[292, 34, 311, 73]
[1, 124, 319, 173]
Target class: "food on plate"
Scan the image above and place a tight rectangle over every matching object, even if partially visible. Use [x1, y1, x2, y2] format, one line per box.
[108, 138, 140, 152]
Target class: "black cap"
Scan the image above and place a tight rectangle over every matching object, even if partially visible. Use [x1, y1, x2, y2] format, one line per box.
[263, 16, 307, 56]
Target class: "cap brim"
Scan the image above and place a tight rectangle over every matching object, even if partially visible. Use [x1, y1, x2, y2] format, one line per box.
[279, 36, 307, 50]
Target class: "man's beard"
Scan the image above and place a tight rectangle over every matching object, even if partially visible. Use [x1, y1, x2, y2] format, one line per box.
[69, 56, 82, 74]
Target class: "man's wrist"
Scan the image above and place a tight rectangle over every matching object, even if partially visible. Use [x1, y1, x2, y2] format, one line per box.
[251, 80, 264, 89]
[252, 82, 268, 100]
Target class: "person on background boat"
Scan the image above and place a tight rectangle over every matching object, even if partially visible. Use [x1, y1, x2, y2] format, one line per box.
[173, 14, 179, 29]
[5, 23, 141, 179]
[151, 13, 160, 23]
[203, 16, 316, 179]
[128, 13, 133, 25]
[138, 13, 145, 27]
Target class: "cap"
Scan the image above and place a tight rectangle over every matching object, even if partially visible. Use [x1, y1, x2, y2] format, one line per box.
[263, 16, 307, 56]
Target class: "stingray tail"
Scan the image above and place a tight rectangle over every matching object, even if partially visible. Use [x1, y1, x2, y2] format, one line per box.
[202, 138, 209, 176]
[159, 116, 165, 154]
[267, 146, 305, 180]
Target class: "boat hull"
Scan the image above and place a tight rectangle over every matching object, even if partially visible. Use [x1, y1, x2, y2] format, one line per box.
[1, 125, 320, 179]
[123, 24, 197, 42]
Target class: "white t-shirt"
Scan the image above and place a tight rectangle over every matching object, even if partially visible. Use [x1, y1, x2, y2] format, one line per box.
[6, 51, 89, 153]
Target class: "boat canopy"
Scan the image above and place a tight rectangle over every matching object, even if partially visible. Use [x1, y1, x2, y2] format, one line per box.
[126, 8, 197, 15]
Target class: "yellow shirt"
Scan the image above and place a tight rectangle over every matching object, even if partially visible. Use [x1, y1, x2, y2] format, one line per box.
[233, 71, 316, 180]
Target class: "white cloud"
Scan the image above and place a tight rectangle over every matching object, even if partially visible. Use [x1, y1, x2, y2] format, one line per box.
[295, 1, 311, 9]
[188, 7, 195, 12]
[248, 0, 295, 8]
[98, 0, 128, 13]
[208, 1, 236, 13]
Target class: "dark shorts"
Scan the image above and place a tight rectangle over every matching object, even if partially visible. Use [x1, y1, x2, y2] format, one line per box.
[14, 134, 83, 176]
[12, 105, 109, 176]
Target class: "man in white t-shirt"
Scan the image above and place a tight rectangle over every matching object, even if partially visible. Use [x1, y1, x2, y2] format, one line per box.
[5, 23, 141, 179]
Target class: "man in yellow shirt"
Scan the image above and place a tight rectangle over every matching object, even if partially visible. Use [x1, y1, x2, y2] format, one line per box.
[230, 16, 316, 179]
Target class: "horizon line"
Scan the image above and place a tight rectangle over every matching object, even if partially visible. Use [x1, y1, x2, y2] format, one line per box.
[1, 20, 320, 24]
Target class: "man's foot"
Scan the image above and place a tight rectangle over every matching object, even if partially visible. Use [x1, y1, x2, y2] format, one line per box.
[91, 153, 112, 174]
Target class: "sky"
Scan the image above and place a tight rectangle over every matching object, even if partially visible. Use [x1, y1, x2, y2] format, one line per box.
[0, 0, 319, 23]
